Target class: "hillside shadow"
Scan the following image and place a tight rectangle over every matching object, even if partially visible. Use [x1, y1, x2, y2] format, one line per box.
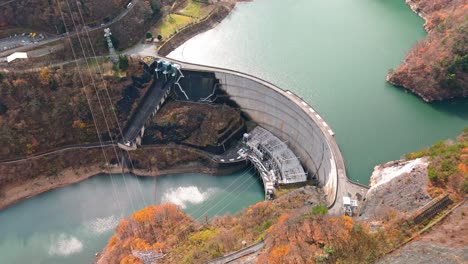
[430, 97, 468, 121]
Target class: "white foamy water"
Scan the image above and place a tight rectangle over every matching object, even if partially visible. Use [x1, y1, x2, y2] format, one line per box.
[87, 215, 119, 234]
[48, 234, 83, 256]
[162, 186, 218, 209]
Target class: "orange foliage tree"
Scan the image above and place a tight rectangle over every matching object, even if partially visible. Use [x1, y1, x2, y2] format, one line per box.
[102, 203, 194, 263]
[39, 67, 51, 86]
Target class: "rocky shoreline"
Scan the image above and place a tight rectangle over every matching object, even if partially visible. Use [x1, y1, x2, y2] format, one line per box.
[387, 0, 468, 102]
[404, 0, 429, 30]
[387, 74, 467, 102]
[386, 75, 433, 103]
[385, 0, 431, 102]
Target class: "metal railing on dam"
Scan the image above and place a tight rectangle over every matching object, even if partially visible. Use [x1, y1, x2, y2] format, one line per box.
[156, 56, 362, 211]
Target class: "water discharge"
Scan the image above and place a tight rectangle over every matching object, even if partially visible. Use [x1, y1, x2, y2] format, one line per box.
[48, 234, 84, 256]
[86, 215, 120, 235]
[161, 186, 219, 209]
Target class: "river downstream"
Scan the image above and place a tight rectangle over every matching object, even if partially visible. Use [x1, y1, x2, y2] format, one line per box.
[0, 170, 262, 264]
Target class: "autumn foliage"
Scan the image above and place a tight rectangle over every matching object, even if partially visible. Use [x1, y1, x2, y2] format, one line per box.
[257, 214, 397, 264]
[388, 0, 467, 101]
[100, 189, 322, 263]
[101, 186, 408, 264]
[99, 203, 195, 264]
[406, 129, 468, 197]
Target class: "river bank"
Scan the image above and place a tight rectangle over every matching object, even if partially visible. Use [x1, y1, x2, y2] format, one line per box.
[404, 0, 430, 30]
[157, 3, 234, 56]
[0, 157, 247, 211]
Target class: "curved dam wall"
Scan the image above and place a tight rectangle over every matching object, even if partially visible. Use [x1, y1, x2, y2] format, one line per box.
[160, 57, 346, 207]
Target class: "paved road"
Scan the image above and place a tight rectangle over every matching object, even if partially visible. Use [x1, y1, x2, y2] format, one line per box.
[0, 56, 105, 72]
[0, 0, 139, 57]
[0, 34, 46, 52]
[1, 142, 246, 166]
[0, 142, 114, 164]
[212, 141, 246, 163]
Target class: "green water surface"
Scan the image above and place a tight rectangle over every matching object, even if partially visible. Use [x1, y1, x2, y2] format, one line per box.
[169, 0, 468, 184]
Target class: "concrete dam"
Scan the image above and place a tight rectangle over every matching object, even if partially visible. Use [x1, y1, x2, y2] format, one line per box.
[123, 56, 367, 213]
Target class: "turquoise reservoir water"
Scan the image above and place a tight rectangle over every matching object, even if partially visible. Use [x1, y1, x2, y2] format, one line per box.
[169, 0, 468, 184]
[0, 169, 263, 264]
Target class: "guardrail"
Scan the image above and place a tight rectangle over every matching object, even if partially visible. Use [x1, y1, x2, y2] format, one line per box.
[412, 194, 453, 224]
[205, 241, 264, 264]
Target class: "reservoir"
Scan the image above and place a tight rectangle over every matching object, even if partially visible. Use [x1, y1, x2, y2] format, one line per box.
[169, 0, 468, 184]
[1, 0, 467, 262]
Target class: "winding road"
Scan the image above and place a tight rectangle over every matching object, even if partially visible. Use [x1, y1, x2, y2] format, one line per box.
[0, 0, 140, 58]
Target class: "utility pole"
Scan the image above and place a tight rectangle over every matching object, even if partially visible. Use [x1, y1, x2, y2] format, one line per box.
[154, 173, 158, 204]
[104, 28, 118, 63]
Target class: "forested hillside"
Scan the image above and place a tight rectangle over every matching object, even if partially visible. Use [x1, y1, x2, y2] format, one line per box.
[0, 0, 127, 33]
[388, 0, 467, 101]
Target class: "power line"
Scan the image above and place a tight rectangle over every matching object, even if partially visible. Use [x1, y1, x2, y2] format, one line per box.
[192, 166, 261, 220]
[73, 2, 149, 209]
[146, 165, 256, 243]
[56, 0, 266, 250]
[173, 165, 256, 221]
[54, 0, 127, 231]
[61, 0, 143, 216]
[166, 166, 265, 256]
[62, 0, 166, 240]
[0, 0, 23, 7]
[168, 165, 263, 242]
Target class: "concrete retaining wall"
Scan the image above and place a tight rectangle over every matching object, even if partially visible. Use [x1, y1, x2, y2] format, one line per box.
[158, 5, 232, 56]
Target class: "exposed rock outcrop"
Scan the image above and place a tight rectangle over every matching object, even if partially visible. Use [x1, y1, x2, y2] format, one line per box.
[360, 158, 431, 219]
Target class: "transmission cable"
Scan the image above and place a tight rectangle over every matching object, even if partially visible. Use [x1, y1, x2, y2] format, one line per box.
[73, 0, 154, 207]
[55, 0, 128, 233]
[63, 0, 145, 213]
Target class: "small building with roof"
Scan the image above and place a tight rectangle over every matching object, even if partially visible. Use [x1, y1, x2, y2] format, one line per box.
[7, 52, 28, 63]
